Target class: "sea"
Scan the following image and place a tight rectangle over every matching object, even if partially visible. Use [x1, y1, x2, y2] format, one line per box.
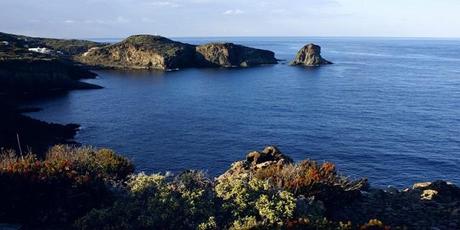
[24, 37, 460, 187]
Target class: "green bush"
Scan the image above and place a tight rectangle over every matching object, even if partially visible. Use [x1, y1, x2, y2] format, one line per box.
[76, 170, 217, 230]
[215, 173, 296, 229]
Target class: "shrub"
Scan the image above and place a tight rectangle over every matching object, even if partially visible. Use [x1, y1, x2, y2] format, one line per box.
[254, 160, 367, 209]
[76, 170, 217, 230]
[0, 145, 133, 226]
[215, 173, 296, 228]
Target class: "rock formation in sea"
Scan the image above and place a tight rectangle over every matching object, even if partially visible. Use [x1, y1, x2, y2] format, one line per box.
[290, 43, 332, 67]
[78, 35, 278, 70]
[195, 43, 277, 67]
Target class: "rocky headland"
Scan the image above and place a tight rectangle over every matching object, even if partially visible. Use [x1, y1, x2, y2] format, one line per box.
[0, 32, 104, 155]
[77, 35, 278, 70]
[291, 43, 332, 67]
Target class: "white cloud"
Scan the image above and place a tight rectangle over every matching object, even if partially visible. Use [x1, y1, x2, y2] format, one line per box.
[223, 9, 244, 15]
[148, 1, 181, 8]
[64, 20, 75, 23]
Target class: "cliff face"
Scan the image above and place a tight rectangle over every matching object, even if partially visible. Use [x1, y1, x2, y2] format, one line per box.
[78, 35, 278, 70]
[77, 35, 197, 70]
[195, 43, 278, 67]
[291, 43, 332, 67]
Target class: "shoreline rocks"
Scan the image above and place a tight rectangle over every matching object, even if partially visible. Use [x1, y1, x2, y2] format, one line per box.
[291, 43, 332, 67]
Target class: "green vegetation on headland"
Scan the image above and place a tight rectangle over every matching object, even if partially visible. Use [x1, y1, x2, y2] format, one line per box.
[0, 32, 106, 57]
[0, 145, 458, 229]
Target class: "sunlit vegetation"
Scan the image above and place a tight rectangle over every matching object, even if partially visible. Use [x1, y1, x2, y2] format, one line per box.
[0, 145, 394, 229]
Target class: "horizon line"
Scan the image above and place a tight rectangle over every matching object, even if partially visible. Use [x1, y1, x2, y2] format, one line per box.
[3, 31, 460, 41]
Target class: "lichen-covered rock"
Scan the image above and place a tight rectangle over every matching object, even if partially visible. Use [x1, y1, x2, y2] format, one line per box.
[195, 43, 277, 68]
[290, 43, 332, 67]
[77, 35, 197, 70]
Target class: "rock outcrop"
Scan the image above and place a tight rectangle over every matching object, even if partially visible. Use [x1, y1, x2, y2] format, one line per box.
[77, 35, 197, 70]
[217, 146, 293, 181]
[78, 35, 278, 70]
[290, 43, 332, 67]
[333, 180, 460, 228]
[195, 43, 277, 67]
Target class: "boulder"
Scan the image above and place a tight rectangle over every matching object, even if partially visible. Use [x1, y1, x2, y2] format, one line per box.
[216, 145, 292, 181]
[77, 35, 196, 70]
[195, 43, 277, 67]
[290, 43, 332, 67]
[421, 189, 438, 200]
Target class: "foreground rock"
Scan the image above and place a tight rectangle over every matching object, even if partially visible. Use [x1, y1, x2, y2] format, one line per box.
[217, 146, 293, 181]
[78, 35, 278, 70]
[290, 43, 332, 67]
[196, 43, 277, 67]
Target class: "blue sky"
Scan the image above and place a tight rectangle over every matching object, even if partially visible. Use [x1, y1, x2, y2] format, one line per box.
[1, 0, 460, 38]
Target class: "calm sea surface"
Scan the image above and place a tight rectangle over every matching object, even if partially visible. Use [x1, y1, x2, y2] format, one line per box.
[25, 37, 460, 187]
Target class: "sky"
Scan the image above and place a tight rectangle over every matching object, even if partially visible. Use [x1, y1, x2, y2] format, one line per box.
[1, 0, 460, 38]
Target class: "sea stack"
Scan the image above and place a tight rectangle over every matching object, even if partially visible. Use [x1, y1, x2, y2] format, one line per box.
[290, 43, 332, 67]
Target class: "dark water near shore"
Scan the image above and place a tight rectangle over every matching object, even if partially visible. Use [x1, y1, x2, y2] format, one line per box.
[24, 37, 460, 187]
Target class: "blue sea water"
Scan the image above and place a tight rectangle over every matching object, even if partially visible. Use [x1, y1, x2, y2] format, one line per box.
[24, 37, 460, 187]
